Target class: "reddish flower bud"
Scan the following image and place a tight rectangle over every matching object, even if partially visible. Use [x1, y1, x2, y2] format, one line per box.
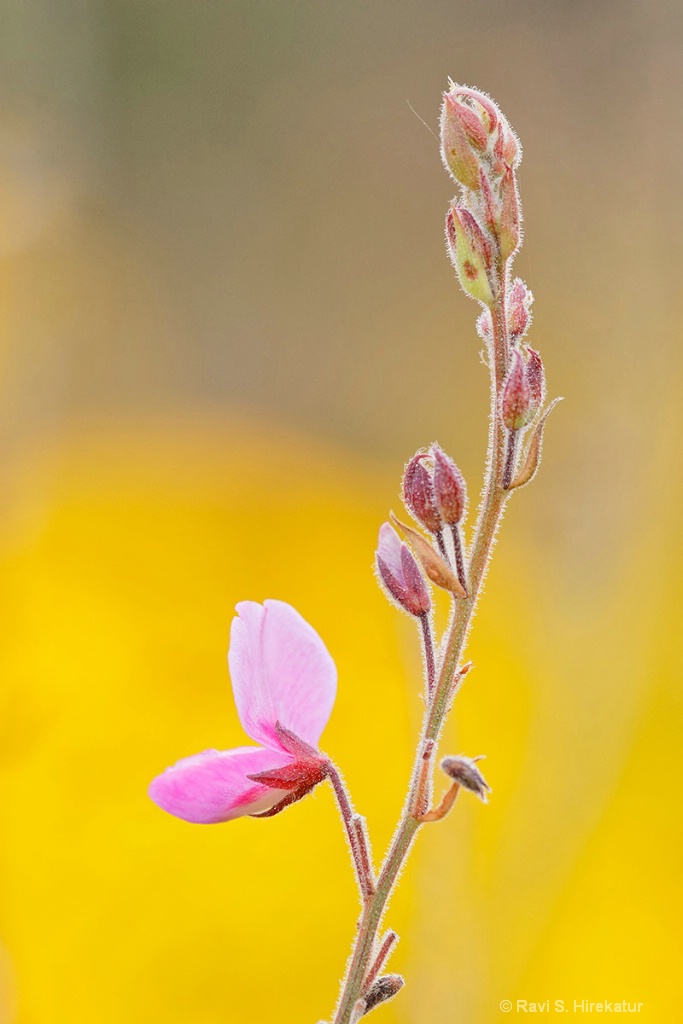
[508, 278, 533, 342]
[431, 445, 467, 525]
[440, 91, 482, 191]
[524, 347, 546, 414]
[446, 204, 494, 305]
[403, 453, 441, 533]
[376, 523, 431, 617]
[501, 349, 534, 430]
[498, 164, 521, 259]
[456, 86, 500, 135]
[441, 755, 491, 802]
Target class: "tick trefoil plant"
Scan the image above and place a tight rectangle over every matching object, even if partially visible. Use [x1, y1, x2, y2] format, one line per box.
[149, 83, 560, 1022]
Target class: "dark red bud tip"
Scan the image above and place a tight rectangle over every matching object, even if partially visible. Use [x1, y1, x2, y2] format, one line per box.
[363, 975, 404, 1013]
[246, 757, 327, 792]
[431, 445, 468, 525]
[501, 349, 534, 430]
[403, 453, 441, 533]
[441, 755, 491, 802]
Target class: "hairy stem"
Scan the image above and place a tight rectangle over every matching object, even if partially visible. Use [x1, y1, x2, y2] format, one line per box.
[331, 269, 512, 1024]
[327, 762, 376, 902]
[419, 613, 436, 697]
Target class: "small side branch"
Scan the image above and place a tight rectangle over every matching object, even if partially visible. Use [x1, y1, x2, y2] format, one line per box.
[326, 761, 375, 901]
[502, 428, 520, 490]
[417, 782, 460, 823]
[419, 613, 436, 698]
[450, 523, 468, 595]
[363, 930, 399, 994]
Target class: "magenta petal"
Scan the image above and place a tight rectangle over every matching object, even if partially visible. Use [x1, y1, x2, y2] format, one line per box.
[228, 600, 337, 750]
[148, 746, 293, 824]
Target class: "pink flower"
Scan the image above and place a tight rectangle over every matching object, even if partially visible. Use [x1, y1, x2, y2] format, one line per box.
[149, 600, 337, 823]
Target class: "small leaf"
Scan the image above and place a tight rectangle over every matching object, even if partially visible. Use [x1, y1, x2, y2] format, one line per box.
[390, 513, 467, 598]
[507, 397, 563, 491]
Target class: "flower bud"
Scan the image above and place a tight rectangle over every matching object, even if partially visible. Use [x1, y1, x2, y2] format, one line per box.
[508, 278, 532, 343]
[498, 164, 521, 260]
[501, 349, 533, 430]
[524, 346, 546, 414]
[441, 755, 490, 802]
[446, 204, 494, 306]
[364, 975, 404, 1013]
[431, 445, 467, 525]
[376, 523, 430, 617]
[390, 513, 466, 599]
[403, 453, 441, 534]
[440, 91, 482, 190]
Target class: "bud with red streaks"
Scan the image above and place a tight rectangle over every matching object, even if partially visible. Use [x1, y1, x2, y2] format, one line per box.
[432, 445, 467, 525]
[446, 204, 494, 305]
[440, 91, 484, 190]
[376, 523, 431, 617]
[403, 453, 441, 534]
[508, 278, 533, 343]
[501, 349, 534, 430]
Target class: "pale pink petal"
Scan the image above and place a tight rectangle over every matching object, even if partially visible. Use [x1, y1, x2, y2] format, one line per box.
[377, 523, 404, 579]
[148, 746, 292, 824]
[228, 600, 337, 750]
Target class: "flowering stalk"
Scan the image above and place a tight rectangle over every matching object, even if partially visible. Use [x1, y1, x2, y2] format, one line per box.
[149, 81, 559, 1024]
[328, 83, 560, 1023]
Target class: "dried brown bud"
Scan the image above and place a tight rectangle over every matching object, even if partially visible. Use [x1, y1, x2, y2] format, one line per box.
[390, 513, 466, 599]
[501, 349, 534, 430]
[431, 445, 467, 525]
[441, 755, 491, 802]
[403, 453, 441, 534]
[363, 975, 404, 1013]
[376, 523, 431, 617]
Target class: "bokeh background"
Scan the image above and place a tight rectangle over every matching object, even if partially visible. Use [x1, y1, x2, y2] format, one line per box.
[0, 1, 681, 1021]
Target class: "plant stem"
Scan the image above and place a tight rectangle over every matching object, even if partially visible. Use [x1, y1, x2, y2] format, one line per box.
[450, 523, 468, 595]
[419, 613, 436, 697]
[327, 761, 376, 902]
[330, 271, 511, 1024]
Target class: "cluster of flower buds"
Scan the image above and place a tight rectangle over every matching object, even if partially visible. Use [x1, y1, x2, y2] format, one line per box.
[404, 445, 468, 534]
[375, 445, 470, 617]
[440, 82, 557, 495]
[441, 83, 522, 304]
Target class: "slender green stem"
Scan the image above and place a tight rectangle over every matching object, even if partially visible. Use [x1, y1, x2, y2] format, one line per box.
[331, 271, 511, 1024]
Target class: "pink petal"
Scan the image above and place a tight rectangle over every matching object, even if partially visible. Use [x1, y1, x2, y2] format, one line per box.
[228, 600, 337, 750]
[149, 746, 293, 824]
[377, 523, 404, 580]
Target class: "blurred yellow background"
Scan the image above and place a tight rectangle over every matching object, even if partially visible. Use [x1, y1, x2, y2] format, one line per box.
[0, 2, 681, 1022]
